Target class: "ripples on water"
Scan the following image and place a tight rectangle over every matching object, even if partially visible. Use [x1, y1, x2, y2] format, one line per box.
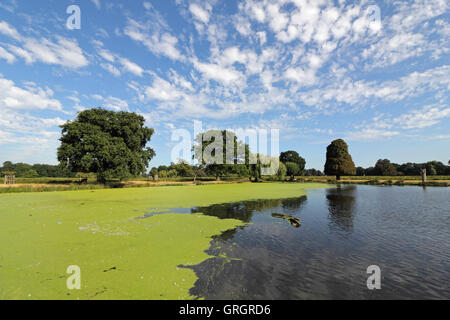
[155, 185, 450, 299]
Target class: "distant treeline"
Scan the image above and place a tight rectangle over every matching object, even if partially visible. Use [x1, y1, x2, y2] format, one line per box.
[2, 158, 449, 180]
[0, 161, 75, 178]
[356, 160, 450, 176]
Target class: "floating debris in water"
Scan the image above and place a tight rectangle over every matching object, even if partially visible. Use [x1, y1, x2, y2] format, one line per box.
[271, 213, 301, 228]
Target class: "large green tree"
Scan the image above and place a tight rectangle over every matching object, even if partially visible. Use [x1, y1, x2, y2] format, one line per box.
[279, 151, 306, 175]
[285, 162, 300, 180]
[374, 159, 398, 176]
[193, 129, 249, 180]
[57, 108, 155, 183]
[324, 139, 356, 180]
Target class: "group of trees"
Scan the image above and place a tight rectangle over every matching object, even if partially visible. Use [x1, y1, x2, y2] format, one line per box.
[0, 161, 75, 178]
[150, 161, 207, 179]
[357, 159, 450, 176]
[152, 131, 312, 182]
[3, 109, 447, 182]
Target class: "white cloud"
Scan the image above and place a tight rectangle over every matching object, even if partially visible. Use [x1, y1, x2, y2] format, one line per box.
[143, 2, 152, 10]
[0, 75, 62, 111]
[100, 63, 121, 77]
[91, 94, 129, 111]
[0, 21, 22, 40]
[99, 49, 115, 62]
[91, 0, 101, 9]
[124, 19, 183, 61]
[193, 60, 244, 85]
[362, 33, 428, 69]
[95, 46, 144, 77]
[0, 45, 16, 63]
[0, 21, 89, 69]
[6, 44, 34, 64]
[376, 105, 450, 130]
[395, 106, 450, 129]
[146, 77, 183, 101]
[117, 57, 144, 77]
[346, 129, 400, 141]
[24, 37, 88, 69]
[189, 3, 210, 24]
[285, 67, 317, 87]
[299, 65, 450, 107]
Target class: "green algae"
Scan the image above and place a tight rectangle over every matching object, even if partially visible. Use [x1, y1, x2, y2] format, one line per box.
[0, 183, 327, 299]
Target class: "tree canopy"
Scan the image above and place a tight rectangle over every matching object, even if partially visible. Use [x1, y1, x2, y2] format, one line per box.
[285, 162, 300, 180]
[279, 150, 306, 175]
[0, 161, 73, 178]
[374, 159, 398, 176]
[57, 108, 155, 182]
[324, 139, 356, 180]
[193, 129, 249, 180]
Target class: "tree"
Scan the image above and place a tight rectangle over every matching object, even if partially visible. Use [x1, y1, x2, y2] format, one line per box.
[249, 153, 262, 182]
[248, 154, 278, 182]
[285, 162, 300, 180]
[194, 129, 249, 180]
[23, 169, 39, 178]
[374, 159, 398, 176]
[324, 139, 356, 180]
[159, 170, 168, 178]
[2, 161, 14, 172]
[149, 167, 159, 179]
[57, 108, 155, 183]
[304, 168, 324, 176]
[356, 167, 365, 176]
[172, 160, 195, 177]
[279, 151, 306, 175]
[167, 169, 178, 178]
[277, 162, 287, 180]
[426, 164, 437, 176]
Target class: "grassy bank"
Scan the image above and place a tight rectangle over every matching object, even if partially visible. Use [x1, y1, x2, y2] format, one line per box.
[4, 174, 447, 195]
[0, 182, 327, 300]
[1, 176, 254, 194]
[0, 178, 250, 194]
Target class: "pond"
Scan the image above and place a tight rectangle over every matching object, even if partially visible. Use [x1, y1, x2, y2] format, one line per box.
[177, 185, 450, 299]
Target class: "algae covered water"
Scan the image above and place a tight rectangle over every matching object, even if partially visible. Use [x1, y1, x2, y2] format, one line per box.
[183, 185, 450, 299]
[1, 183, 448, 299]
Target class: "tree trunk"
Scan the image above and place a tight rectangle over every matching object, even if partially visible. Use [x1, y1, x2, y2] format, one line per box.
[421, 169, 427, 183]
[336, 175, 341, 181]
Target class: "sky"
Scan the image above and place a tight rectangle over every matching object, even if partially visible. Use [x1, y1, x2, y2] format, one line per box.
[0, 0, 448, 171]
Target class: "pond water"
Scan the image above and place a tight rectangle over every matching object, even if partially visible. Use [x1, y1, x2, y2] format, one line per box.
[159, 185, 450, 299]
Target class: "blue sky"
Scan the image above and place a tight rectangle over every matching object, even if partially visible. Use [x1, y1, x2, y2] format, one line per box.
[0, 0, 448, 170]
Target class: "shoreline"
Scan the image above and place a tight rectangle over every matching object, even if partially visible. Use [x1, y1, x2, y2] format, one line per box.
[1, 176, 449, 194]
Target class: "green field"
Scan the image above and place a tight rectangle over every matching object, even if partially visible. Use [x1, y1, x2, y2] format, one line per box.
[0, 182, 327, 300]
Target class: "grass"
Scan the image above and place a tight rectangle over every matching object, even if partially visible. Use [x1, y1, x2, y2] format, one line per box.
[14, 177, 92, 184]
[0, 182, 327, 300]
[1, 177, 249, 194]
[4, 175, 447, 195]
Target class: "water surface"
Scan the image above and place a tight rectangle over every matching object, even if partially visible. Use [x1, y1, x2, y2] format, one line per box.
[182, 185, 450, 299]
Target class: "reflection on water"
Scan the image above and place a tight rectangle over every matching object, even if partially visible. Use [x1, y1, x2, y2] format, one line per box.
[326, 185, 356, 233]
[182, 185, 450, 300]
[191, 197, 306, 223]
